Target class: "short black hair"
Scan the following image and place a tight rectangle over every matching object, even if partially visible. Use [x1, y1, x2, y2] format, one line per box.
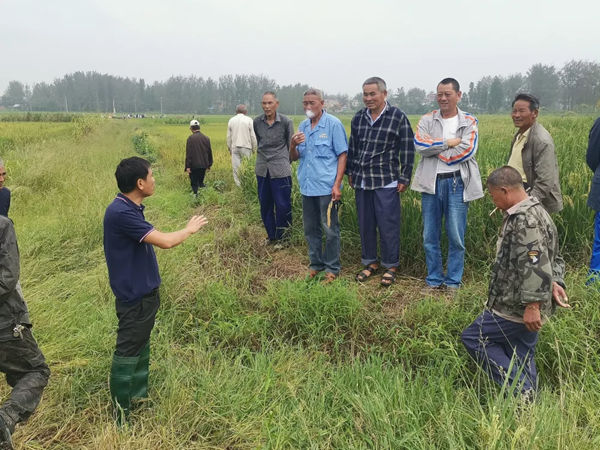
[512, 93, 540, 111]
[190, 125, 200, 131]
[438, 78, 460, 92]
[487, 166, 524, 189]
[115, 157, 151, 193]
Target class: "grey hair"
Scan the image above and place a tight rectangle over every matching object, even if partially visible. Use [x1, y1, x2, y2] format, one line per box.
[0, 159, 4, 168]
[487, 166, 524, 189]
[236, 104, 247, 114]
[262, 91, 277, 99]
[303, 88, 323, 100]
[362, 77, 387, 92]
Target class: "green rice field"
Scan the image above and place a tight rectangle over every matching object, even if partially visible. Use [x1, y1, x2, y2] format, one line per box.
[0, 112, 598, 449]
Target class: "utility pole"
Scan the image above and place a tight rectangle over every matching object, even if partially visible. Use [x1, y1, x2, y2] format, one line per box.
[113, 98, 116, 114]
[160, 96, 163, 115]
[64, 95, 69, 113]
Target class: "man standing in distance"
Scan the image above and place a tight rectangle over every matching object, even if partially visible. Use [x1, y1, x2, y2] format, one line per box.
[347, 77, 415, 286]
[185, 119, 213, 197]
[507, 94, 562, 214]
[104, 157, 207, 424]
[411, 78, 483, 294]
[253, 92, 294, 246]
[586, 116, 600, 285]
[462, 166, 569, 398]
[0, 160, 10, 217]
[227, 104, 257, 187]
[290, 89, 348, 282]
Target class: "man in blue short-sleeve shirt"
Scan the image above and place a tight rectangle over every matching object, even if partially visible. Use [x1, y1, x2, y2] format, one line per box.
[290, 89, 348, 281]
[103, 156, 207, 424]
[104, 194, 160, 302]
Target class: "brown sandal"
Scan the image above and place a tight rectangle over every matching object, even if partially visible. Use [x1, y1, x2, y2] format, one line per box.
[305, 269, 323, 281]
[355, 265, 379, 282]
[380, 269, 397, 287]
[323, 272, 338, 284]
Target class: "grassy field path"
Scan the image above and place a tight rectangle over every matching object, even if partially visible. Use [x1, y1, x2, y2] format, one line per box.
[0, 117, 598, 449]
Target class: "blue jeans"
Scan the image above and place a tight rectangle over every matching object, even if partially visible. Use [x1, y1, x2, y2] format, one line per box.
[355, 187, 400, 268]
[257, 172, 292, 241]
[302, 195, 341, 274]
[588, 211, 600, 285]
[462, 310, 538, 393]
[421, 175, 468, 288]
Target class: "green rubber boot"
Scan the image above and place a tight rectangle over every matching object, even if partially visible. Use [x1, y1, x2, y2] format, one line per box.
[130, 342, 150, 401]
[109, 354, 139, 426]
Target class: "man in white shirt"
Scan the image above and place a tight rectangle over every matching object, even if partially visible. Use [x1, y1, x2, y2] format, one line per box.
[227, 104, 258, 186]
[411, 78, 483, 295]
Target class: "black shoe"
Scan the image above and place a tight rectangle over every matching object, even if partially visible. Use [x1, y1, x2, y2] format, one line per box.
[0, 415, 13, 450]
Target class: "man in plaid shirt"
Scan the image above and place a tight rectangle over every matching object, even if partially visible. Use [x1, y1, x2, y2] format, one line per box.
[347, 77, 415, 286]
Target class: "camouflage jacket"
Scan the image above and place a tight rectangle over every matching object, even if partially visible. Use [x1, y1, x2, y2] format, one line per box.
[0, 216, 30, 331]
[487, 197, 565, 321]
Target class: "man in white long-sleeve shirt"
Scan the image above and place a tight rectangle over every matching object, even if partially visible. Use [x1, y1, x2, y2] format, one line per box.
[227, 104, 258, 186]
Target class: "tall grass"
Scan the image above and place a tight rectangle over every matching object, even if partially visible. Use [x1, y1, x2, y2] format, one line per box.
[0, 115, 598, 448]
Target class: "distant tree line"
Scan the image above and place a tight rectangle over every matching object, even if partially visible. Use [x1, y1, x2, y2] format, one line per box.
[384, 60, 600, 115]
[2, 59, 599, 115]
[0, 73, 309, 116]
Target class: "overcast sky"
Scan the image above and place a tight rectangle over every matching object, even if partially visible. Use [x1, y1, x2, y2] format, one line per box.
[2, 0, 599, 96]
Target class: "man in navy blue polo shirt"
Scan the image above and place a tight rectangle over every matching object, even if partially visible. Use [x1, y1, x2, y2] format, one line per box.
[103, 156, 207, 424]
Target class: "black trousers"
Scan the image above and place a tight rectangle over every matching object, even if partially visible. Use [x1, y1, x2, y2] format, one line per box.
[0, 325, 50, 432]
[115, 289, 160, 357]
[189, 168, 207, 194]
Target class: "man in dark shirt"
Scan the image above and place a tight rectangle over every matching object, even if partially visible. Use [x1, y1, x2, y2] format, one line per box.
[0, 161, 10, 217]
[347, 77, 415, 286]
[587, 117, 600, 285]
[253, 91, 294, 246]
[185, 120, 213, 196]
[0, 216, 49, 449]
[103, 157, 207, 424]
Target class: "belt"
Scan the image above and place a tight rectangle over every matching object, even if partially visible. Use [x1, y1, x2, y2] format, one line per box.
[437, 171, 460, 180]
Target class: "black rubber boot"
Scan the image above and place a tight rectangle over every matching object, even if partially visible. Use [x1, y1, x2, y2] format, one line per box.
[130, 342, 150, 401]
[109, 354, 138, 426]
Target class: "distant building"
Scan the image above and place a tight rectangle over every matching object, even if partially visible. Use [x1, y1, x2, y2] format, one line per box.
[325, 99, 342, 112]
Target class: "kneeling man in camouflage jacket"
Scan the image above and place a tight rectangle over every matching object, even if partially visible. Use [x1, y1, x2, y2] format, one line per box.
[462, 166, 569, 398]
